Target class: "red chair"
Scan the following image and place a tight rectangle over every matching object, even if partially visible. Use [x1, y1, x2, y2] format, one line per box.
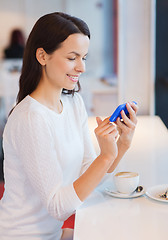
[62, 214, 75, 229]
[0, 181, 4, 199]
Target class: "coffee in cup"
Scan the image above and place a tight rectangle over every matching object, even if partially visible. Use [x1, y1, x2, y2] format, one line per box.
[114, 171, 139, 194]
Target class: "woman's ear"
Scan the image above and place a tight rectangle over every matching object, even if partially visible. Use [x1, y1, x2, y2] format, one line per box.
[36, 48, 47, 66]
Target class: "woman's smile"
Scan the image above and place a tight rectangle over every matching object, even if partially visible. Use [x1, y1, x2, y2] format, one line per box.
[66, 74, 80, 83]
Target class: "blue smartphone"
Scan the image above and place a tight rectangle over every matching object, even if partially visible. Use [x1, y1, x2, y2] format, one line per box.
[109, 101, 137, 122]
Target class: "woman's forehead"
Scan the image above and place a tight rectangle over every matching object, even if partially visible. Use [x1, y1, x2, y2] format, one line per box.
[58, 33, 90, 54]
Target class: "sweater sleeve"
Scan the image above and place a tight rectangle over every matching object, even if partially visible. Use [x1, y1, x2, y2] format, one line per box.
[74, 94, 97, 175]
[12, 110, 82, 221]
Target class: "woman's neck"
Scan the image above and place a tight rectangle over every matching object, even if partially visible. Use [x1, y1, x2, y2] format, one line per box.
[30, 84, 63, 113]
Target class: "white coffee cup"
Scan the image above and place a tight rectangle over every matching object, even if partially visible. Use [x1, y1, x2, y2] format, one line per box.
[114, 171, 139, 194]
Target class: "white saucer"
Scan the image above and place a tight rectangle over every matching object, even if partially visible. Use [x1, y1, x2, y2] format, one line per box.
[105, 186, 145, 199]
[146, 184, 168, 203]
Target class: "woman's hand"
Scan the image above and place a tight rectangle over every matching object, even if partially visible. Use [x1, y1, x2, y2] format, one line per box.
[95, 117, 118, 161]
[115, 101, 138, 148]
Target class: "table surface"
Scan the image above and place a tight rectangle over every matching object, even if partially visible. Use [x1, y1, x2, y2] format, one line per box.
[74, 116, 168, 240]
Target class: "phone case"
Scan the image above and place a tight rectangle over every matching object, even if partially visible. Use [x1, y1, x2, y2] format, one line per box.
[109, 101, 137, 122]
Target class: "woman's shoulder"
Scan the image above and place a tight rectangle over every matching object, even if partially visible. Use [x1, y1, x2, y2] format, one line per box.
[4, 96, 52, 139]
[8, 95, 48, 124]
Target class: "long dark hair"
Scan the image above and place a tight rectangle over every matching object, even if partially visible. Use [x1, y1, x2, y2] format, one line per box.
[17, 12, 90, 105]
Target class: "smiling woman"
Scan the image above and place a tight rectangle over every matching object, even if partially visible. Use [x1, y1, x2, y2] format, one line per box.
[0, 12, 92, 240]
[0, 11, 138, 240]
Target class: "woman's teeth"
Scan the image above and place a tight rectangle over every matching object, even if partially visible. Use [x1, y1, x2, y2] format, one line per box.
[67, 74, 79, 82]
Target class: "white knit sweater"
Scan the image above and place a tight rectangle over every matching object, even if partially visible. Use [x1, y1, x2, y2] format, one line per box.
[0, 93, 96, 240]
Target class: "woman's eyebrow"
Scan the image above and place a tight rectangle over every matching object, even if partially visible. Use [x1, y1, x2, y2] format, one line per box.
[68, 51, 88, 56]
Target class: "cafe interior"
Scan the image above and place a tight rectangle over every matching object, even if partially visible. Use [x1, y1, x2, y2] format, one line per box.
[0, 0, 168, 239]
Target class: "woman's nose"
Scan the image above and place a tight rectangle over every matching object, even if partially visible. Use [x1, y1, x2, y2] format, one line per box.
[75, 60, 86, 73]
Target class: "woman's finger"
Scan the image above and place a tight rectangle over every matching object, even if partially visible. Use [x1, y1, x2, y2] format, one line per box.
[96, 117, 102, 126]
[95, 122, 116, 135]
[129, 101, 139, 114]
[96, 116, 110, 127]
[100, 123, 118, 137]
[116, 116, 128, 131]
[118, 110, 136, 130]
[95, 117, 114, 134]
[124, 103, 138, 124]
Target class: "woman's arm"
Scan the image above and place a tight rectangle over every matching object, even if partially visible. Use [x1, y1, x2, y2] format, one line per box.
[73, 117, 118, 202]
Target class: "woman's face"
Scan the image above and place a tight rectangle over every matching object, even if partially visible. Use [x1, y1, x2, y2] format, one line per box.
[41, 33, 90, 91]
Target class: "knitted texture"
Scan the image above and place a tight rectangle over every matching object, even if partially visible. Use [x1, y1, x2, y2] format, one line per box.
[0, 93, 96, 239]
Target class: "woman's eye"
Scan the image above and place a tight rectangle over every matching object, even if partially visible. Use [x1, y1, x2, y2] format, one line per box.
[68, 57, 87, 61]
[68, 58, 76, 61]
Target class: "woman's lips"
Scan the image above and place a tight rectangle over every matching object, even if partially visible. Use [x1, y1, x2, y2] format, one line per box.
[67, 74, 79, 83]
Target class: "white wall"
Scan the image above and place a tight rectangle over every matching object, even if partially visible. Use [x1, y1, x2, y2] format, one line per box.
[65, 0, 104, 78]
[23, 0, 65, 37]
[118, 0, 155, 115]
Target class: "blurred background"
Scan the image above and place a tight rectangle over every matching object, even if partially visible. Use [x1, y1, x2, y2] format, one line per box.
[0, 0, 167, 180]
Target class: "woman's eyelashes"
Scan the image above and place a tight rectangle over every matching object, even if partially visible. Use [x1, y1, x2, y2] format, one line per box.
[68, 57, 76, 61]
